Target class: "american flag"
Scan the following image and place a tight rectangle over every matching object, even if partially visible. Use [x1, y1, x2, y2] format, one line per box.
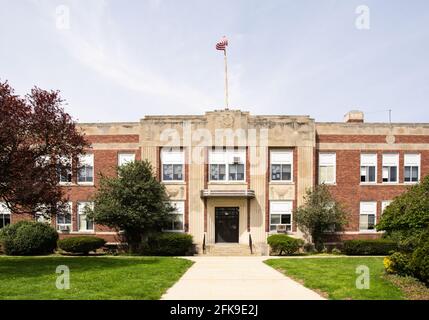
[216, 36, 228, 51]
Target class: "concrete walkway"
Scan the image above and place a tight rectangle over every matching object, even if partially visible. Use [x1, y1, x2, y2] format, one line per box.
[162, 256, 325, 300]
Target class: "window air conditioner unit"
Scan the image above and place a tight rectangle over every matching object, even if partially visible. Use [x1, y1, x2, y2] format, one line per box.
[233, 157, 241, 164]
[276, 225, 287, 233]
[59, 225, 70, 232]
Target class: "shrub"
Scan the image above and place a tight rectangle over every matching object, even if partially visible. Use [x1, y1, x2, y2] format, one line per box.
[343, 239, 397, 256]
[410, 241, 429, 284]
[303, 242, 316, 253]
[143, 233, 194, 256]
[58, 236, 106, 255]
[267, 234, 304, 255]
[0, 221, 58, 255]
[331, 248, 342, 255]
[384, 252, 412, 275]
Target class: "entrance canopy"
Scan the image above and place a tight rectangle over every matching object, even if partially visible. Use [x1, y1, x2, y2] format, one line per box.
[200, 189, 255, 198]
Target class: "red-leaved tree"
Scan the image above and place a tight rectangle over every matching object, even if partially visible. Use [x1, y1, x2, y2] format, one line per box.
[0, 81, 89, 217]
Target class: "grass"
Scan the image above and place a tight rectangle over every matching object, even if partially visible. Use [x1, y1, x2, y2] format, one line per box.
[0, 256, 193, 300]
[265, 257, 405, 300]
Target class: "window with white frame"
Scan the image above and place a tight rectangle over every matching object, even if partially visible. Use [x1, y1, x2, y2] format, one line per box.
[360, 154, 377, 183]
[270, 150, 293, 182]
[359, 201, 376, 231]
[166, 201, 184, 231]
[404, 154, 420, 183]
[58, 156, 72, 184]
[118, 153, 135, 167]
[319, 153, 336, 184]
[77, 202, 94, 232]
[382, 153, 398, 183]
[209, 148, 245, 182]
[270, 201, 292, 232]
[0, 202, 11, 229]
[381, 201, 392, 213]
[56, 202, 72, 232]
[77, 154, 94, 184]
[161, 148, 184, 182]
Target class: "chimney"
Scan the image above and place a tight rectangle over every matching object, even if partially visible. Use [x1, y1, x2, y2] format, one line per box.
[344, 110, 364, 123]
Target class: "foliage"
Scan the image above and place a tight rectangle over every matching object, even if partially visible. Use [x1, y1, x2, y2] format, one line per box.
[0, 221, 58, 255]
[343, 239, 397, 256]
[267, 234, 304, 255]
[294, 184, 347, 251]
[331, 248, 342, 255]
[86, 160, 174, 253]
[384, 252, 412, 276]
[58, 236, 106, 255]
[410, 240, 429, 284]
[0, 81, 89, 218]
[143, 233, 194, 256]
[377, 176, 429, 248]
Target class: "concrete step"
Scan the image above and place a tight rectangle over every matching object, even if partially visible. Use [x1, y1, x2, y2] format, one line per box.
[201, 244, 259, 256]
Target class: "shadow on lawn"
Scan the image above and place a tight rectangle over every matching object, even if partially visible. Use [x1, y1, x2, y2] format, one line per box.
[0, 256, 162, 280]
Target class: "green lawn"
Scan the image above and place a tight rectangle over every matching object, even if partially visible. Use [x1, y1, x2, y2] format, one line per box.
[0, 256, 193, 300]
[265, 257, 404, 300]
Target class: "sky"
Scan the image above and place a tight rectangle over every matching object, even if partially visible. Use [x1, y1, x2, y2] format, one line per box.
[0, 0, 428, 123]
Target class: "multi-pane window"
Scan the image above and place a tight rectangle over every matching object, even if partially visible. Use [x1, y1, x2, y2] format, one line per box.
[209, 148, 245, 182]
[161, 148, 184, 182]
[319, 153, 336, 184]
[271, 150, 293, 182]
[269, 201, 292, 233]
[359, 201, 376, 231]
[0, 202, 11, 229]
[404, 154, 420, 183]
[166, 201, 184, 231]
[118, 153, 135, 167]
[58, 157, 72, 184]
[382, 153, 398, 183]
[56, 202, 72, 232]
[77, 154, 94, 184]
[360, 154, 377, 183]
[78, 202, 94, 232]
[381, 201, 392, 214]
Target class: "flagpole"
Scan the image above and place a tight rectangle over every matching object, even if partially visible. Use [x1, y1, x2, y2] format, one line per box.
[224, 49, 229, 110]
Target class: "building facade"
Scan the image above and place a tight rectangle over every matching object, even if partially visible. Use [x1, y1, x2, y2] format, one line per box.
[1, 109, 428, 254]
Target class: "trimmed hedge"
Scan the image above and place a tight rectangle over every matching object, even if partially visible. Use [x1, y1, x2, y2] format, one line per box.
[0, 221, 58, 255]
[410, 241, 429, 284]
[58, 236, 106, 255]
[143, 233, 194, 256]
[343, 239, 397, 256]
[267, 234, 304, 255]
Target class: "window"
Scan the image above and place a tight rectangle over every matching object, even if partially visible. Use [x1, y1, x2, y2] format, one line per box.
[359, 201, 376, 231]
[382, 153, 398, 183]
[404, 154, 420, 183]
[161, 148, 184, 181]
[77, 154, 94, 184]
[319, 153, 336, 184]
[118, 153, 135, 167]
[270, 150, 293, 182]
[58, 157, 72, 184]
[0, 202, 11, 229]
[360, 154, 377, 183]
[381, 201, 392, 213]
[56, 202, 72, 232]
[78, 202, 94, 232]
[209, 148, 245, 182]
[269, 201, 292, 232]
[166, 201, 184, 231]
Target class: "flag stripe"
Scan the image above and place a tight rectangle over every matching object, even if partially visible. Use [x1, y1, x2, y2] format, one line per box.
[216, 36, 228, 51]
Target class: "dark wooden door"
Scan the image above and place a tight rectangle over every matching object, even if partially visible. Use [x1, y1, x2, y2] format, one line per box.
[215, 207, 239, 243]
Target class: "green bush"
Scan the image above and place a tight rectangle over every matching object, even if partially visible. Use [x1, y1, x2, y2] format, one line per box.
[343, 239, 397, 256]
[410, 241, 429, 284]
[267, 234, 304, 255]
[58, 236, 106, 255]
[0, 221, 58, 255]
[385, 252, 412, 275]
[143, 233, 194, 256]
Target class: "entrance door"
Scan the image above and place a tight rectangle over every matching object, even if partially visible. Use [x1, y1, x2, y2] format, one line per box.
[215, 207, 239, 243]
